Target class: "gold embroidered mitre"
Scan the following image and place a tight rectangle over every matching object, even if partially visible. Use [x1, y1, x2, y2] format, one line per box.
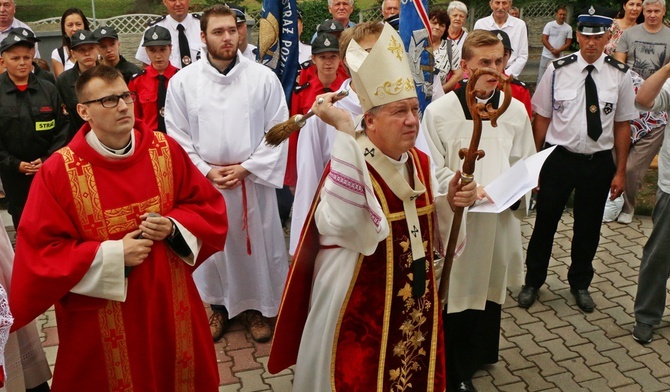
[346, 23, 417, 112]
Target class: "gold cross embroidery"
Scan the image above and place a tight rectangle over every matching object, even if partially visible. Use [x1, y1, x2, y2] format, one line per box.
[388, 35, 403, 61]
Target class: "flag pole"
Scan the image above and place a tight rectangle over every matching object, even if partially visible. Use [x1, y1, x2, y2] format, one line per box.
[91, 0, 97, 28]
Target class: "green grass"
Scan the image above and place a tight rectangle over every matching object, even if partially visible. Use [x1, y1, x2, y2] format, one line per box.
[635, 168, 658, 216]
[17, 0, 379, 22]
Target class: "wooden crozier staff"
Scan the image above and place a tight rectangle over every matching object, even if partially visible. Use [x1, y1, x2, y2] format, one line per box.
[438, 67, 513, 307]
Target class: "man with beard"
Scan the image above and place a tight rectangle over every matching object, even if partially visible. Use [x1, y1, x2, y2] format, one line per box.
[165, 4, 289, 344]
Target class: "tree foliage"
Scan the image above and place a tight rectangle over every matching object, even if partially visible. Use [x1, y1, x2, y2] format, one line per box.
[131, 0, 162, 13]
[204, 0, 244, 7]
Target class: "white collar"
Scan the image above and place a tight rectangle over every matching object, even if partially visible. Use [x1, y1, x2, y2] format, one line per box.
[85, 129, 136, 159]
[577, 52, 606, 73]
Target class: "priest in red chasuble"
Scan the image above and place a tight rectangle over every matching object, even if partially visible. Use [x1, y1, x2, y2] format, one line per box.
[9, 65, 228, 391]
[269, 24, 478, 391]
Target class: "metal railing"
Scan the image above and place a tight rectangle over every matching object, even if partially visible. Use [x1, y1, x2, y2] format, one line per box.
[27, 2, 570, 49]
[28, 11, 263, 34]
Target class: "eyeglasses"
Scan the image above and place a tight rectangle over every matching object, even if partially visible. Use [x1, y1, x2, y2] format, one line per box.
[81, 91, 137, 108]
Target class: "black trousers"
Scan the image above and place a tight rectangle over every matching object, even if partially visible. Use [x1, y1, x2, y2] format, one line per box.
[444, 301, 502, 389]
[27, 382, 50, 392]
[0, 170, 34, 230]
[276, 185, 294, 227]
[525, 146, 615, 290]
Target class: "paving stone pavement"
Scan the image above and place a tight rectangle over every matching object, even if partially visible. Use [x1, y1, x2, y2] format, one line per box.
[31, 209, 670, 391]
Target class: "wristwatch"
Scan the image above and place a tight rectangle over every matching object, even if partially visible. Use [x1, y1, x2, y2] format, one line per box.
[168, 218, 177, 240]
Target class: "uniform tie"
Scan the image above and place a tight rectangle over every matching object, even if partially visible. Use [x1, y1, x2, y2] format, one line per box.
[157, 74, 167, 133]
[176, 24, 191, 68]
[584, 65, 602, 141]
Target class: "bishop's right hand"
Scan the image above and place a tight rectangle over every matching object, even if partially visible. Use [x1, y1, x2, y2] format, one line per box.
[311, 92, 355, 136]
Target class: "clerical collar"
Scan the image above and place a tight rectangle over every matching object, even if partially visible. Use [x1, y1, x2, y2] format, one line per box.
[455, 81, 501, 121]
[208, 53, 237, 75]
[386, 152, 410, 182]
[85, 129, 135, 159]
[476, 89, 496, 103]
[386, 152, 409, 164]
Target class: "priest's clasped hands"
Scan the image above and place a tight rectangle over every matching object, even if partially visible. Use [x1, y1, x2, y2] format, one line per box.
[123, 212, 174, 267]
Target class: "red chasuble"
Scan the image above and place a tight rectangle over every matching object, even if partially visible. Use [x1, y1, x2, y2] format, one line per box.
[9, 122, 228, 391]
[270, 148, 446, 391]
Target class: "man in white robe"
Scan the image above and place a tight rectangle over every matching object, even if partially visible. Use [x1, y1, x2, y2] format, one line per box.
[165, 4, 288, 343]
[270, 23, 477, 391]
[422, 29, 536, 391]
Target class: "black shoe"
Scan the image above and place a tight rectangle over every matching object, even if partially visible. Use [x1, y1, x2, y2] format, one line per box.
[454, 380, 477, 392]
[571, 289, 595, 313]
[632, 322, 653, 344]
[518, 285, 539, 309]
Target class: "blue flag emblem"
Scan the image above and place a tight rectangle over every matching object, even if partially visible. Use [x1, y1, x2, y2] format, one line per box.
[259, 0, 300, 106]
[399, 0, 434, 115]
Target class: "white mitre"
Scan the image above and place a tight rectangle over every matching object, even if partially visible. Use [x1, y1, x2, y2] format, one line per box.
[346, 23, 417, 112]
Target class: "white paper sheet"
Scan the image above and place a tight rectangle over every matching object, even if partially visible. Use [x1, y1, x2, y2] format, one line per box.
[469, 146, 556, 213]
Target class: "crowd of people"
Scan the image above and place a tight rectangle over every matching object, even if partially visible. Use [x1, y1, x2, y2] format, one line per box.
[0, 0, 669, 391]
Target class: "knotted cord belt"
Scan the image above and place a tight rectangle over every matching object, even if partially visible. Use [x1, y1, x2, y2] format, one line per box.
[207, 161, 252, 255]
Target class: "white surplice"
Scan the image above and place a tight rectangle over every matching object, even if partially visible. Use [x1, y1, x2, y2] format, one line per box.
[423, 90, 536, 313]
[165, 51, 289, 318]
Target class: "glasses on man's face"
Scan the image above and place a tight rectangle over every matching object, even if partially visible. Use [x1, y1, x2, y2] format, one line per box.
[81, 91, 137, 108]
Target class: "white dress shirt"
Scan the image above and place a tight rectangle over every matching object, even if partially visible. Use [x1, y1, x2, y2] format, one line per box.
[135, 13, 204, 69]
[474, 14, 528, 77]
[0, 18, 40, 58]
[533, 52, 637, 154]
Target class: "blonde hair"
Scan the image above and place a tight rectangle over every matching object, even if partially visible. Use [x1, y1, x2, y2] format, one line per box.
[461, 30, 501, 60]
